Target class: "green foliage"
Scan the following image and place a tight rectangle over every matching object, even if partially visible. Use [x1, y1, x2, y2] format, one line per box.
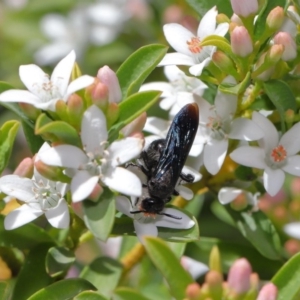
[83, 188, 116, 241]
[117, 44, 168, 98]
[113, 288, 151, 300]
[144, 237, 194, 300]
[0, 121, 20, 174]
[272, 252, 300, 300]
[80, 257, 123, 298]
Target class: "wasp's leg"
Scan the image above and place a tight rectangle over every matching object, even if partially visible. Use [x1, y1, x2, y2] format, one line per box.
[180, 172, 194, 183]
[125, 161, 150, 177]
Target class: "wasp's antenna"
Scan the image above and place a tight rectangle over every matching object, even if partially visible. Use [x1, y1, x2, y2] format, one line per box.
[158, 212, 182, 220]
[130, 210, 144, 214]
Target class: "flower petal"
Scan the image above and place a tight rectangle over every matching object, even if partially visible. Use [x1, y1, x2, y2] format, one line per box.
[181, 256, 209, 279]
[140, 82, 173, 99]
[197, 6, 217, 39]
[144, 117, 169, 136]
[280, 122, 300, 156]
[0, 175, 34, 202]
[45, 198, 70, 228]
[189, 57, 211, 76]
[263, 167, 285, 196]
[229, 118, 264, 141]
[252, 112, 278, 152]
[163, 23, 195, 56]
[230, 146, 266, 169]
[0, 89, 41, 105]
[134, 220, 158, 243]
[4, 204, 43, 230]
[218, 187, 243, 204]
[19, 64, 49, 96]
[71, 171, 99, 202]
[282, 155, 300, 176]
[102, 167, 142, 197]
[39, 145, 88, 169]
[107, 137, 144, 166]
[284, 222, 300, 239]
[158, 53, 195, 67]
[177, 185, 194, 200]
[204, 139, 228, 175]
[182, 165, 202, 182]
[51, 50, 75, 96]
[115, 195, 132, 217]
[155, 208, 195, 229]
[81, 105, 107, 153]
[214, 22, 230, 36]
[66, 75, 95, 98]
[215, 92, 237, 118]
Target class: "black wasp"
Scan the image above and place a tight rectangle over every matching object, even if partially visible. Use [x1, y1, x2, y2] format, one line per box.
[129, 103, 199, 219]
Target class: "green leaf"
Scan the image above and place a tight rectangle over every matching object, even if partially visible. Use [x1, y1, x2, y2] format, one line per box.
[113, 288, 151, 300]
[272, 252, 300, 300]
[22, 120, 44, 155]
[248, 94, 276, 111]
[234, 165, 257, 181]
[0, 280, 13, 300]
[75, 291, 108, 300]
[185, 0, 232, 16]
[0, 215, 54, 250]
[263, 80, 296, 132]
[186, 237, 282, 279]
[218, 72, 251, 95]
[82, 188, 115, 241]
[0, 120, 20, 174]
[116, 44, 168, 98]
[46, 247, 75, 277]
[108, 90, 161, 142]
[28, 278, 97, 300]
[80, 257, 123, 298]
[225, 207, 282, 260]
[144, 237, 194, 300]
[112, 206, 199, 243]
[35, 115, 81, 146]
[201, 35, 234, 60]
[0, 81, 14, 93]
[12, 243, 55, 300]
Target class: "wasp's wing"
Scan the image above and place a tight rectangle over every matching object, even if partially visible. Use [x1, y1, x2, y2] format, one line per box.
[154, 103, 199, 186]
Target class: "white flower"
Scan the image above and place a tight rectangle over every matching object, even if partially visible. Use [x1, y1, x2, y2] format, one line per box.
[230, 112, 300, 196]
[38, 105, 143, 202]
[0, 144, 69, 230]
[115, 194, 195, 243]
[284, 222, 300, 239]
[218, 187, 260, 210]
[181, 256, 209, 279]
[158, 6, 229, 76]
[0, 50, 94, 111]
[196, 93, 264, 175]
[140, 66, 207, 116]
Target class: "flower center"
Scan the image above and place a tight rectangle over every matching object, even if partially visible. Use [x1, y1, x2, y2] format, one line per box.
[271, 145, 287, 163]
[187, 37, 202, 54]
[205, 115, 228, 140]
[33, 180, 62, 210]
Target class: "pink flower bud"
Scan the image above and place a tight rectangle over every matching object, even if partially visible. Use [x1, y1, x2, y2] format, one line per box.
[231, 26, 253, 57]
[91, 82, 109, 108]
[266, 6, 284, 32]
[227, 258, 251, 294]
[185, 283, 201, 300]
[106, 102, 120, 128]
[274, 32, 297, 61]
[230, 0, 258, 17]
[121, 112, 147, 137]
[13, 157, 33, 177]
[231, 14, 243, 26]
[257, 283, 278, 300]
[67, 94, 84, 118]
[19, 103, 40, 120]
[88, 183, 103, 201]
[97, 66, 122, 103]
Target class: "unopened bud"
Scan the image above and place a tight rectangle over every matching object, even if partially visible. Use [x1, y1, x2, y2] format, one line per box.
[121, 112, 147, 137]
[231, 193, 248, 211]
[274, 32, 297, 61]
[231, 14, 243, 26]
[205, 270, 223, 299]
[209, 246, 222, 274]
[91, 81, 109, 110]
[185, 283, 201, 300]
[217, 13, 230, 24]
[227, 258, 251, 295]
[257, 283, 278, 300]
[19, 103, 40, 120]
[268, 44, 284, 63]
[0, 257, 12, 280]
[250, 272, 259, 290]
[231, 26, 253, 57]
[97, 66, 122, 103]
[212, 51, 238, 78]
[285, 109, 295, 123]
[13, 157, 34, 177]
[67, 94, 84, 129]
[34, 160, 70, 183]
[266, 6, 284, 32]
[106, 102, 120, 128]
[55, 99, 68, 121]
[230, 0, 258, 17]
[284, 239, 300, 256]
